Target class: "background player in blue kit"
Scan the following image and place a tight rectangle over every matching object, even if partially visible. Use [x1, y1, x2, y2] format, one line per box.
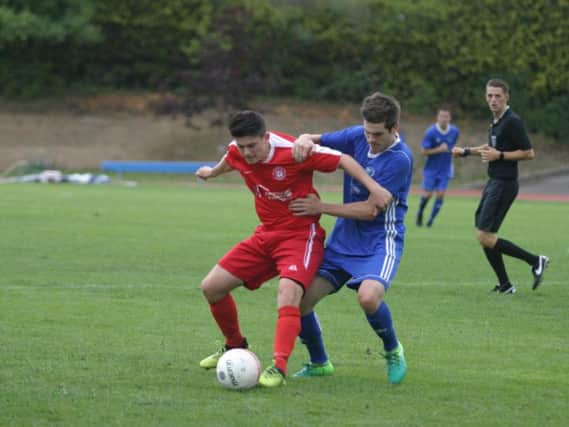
[290, 92, 413, 384]
[416, 107, 460, 227]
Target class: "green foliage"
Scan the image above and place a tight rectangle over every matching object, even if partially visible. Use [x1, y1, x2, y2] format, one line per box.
[0, 0, 567, 139]
[85, 0, 214, 86]
[0, 2, 101, 45]
[0, 1, 101, 97]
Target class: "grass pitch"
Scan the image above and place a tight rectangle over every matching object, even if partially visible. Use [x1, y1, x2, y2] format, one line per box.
[1, 182, 568, 426]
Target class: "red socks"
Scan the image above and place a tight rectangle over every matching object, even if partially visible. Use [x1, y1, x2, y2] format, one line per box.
[209, 295, 245, 348]
[209, 298, 301, 375]
[273, 306, 301, 374]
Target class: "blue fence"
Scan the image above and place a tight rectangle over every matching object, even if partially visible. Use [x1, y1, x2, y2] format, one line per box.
[100, 160, 216, 175]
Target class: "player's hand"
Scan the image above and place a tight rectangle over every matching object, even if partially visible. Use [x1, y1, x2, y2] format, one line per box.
[368, 186, 392, 211]
[195, 166, 213, 180]
[451, 147, 464, 158]
[292, 135, 315, 162]
[289, 193, 322, 216]
[480, 145, 499, 163]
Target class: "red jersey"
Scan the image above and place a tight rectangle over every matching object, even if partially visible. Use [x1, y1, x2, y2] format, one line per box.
[224, 131, 342, 230]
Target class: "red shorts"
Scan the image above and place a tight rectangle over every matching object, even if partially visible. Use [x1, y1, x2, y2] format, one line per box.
[218, 223, 325, 291]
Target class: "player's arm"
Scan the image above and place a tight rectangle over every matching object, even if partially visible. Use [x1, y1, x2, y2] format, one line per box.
[451, 143, 488, 158]
[292, 134, 322, 162]
[479, 147, 535, 163]
[195, 154, 233, 180]
[422, 143, 449, 156]
[338, 154, 392, 211]
[478, 120, 534, 162]
[289, 194, 378, 221]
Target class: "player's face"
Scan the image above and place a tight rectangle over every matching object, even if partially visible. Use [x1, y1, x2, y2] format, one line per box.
[235, 133, 270, 164]
[437, 110, 451, 129]
[486, 86, 509, 116]
[363, 120, 398, 154]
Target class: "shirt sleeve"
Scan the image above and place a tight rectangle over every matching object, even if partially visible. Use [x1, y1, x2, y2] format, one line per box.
[421, 128, 436, 149]
[510, 117, 532, 150]
[303, 145, 342, 173]
[224, 142, 242, 170]
[378, 152, 413, 196]
[320, 126, 357, 156]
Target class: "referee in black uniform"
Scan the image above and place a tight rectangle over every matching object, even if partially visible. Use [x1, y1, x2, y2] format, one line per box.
[452, 78, 549, 294]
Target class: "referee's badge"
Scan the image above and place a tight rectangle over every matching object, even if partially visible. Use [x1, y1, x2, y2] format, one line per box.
[491, 135, 497, 147]
[272, 166, 286, 181]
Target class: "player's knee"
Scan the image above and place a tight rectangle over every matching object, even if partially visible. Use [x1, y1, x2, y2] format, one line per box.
[357, 291, 382, 313]
[200, 277, 214, 300]
[200, 275, 225, 303]
[476, 230, 494, 248]
[299, 298, 316, 316]
[277, 280, 303, 307]
[299, 297, 311, 314]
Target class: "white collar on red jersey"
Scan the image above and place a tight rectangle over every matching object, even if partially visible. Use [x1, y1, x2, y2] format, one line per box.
[262, 132, 295, 163]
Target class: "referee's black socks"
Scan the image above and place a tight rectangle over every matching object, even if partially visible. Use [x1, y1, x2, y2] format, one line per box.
[494, 238, 539, 266]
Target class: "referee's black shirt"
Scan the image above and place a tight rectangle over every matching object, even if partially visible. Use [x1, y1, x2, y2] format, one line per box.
[487, 107, 532, 180]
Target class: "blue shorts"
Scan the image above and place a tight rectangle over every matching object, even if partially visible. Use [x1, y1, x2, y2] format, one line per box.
[422, 174, 451, 192]
[318, 237, 404, 293]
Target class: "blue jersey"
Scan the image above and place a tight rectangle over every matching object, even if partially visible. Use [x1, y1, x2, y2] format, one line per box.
[320, 125, 414, 256]
[422, 124, 460, 178]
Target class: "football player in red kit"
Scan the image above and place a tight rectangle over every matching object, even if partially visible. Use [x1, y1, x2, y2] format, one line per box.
[196, 110, 391, 387]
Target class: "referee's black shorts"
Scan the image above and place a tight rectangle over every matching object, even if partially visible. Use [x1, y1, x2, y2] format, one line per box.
[475, 178, 519, 232]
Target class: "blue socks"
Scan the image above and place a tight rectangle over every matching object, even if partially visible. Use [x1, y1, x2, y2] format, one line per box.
[418, 196, 429, 216]
[301, 302, 399, 359]
[299, 312, 328, 364]
[428, 197, 444, 225]
[366, 301, 398, 352]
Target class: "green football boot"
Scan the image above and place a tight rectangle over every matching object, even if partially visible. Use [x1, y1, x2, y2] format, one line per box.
[199, 347, 226, 369]
[259, 365, 286, 387]
[199, 338, 249, 369]
[382, 342, 407, 384]
[292, 361, 335, 378]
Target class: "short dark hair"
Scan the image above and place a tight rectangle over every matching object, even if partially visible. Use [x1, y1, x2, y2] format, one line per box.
[486, 78, 510, 95]
[228, 110, 266, 138]
[360, 92, 400, 131]
[437, 104, 452, 114]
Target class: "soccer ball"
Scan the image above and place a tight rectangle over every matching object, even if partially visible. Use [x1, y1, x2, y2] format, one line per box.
[216, 349, 261, 390]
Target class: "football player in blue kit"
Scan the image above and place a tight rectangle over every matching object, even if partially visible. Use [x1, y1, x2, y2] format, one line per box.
[416, 107, 460, 227]
[290, 92, 412, 384]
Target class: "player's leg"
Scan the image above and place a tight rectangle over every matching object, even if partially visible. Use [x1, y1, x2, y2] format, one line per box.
[357, 280, 406, 384]
[416, 192, 432, 226]
[482, 180, 548, 289]
[293, 275, 337, 377]
[486, 180, 547, 289]
[426, 193, 444, 227]
[417, 175, 434, 226]
[345, 234, 406, 383]
[199, 264, 248, 368]
[259, 224, 325, 387]
[258, 277, 304, 387]
[358, 280, 396, 350]
[426, 181, 447, 227]
[475, 179, 517, 293]
[200, 234, 276, 368]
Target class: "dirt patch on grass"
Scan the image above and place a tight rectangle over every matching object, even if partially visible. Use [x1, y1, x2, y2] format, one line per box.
[1, 95, 567, 192]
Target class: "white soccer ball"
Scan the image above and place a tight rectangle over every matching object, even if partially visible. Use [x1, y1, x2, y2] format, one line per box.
[216, 349, 261, 390]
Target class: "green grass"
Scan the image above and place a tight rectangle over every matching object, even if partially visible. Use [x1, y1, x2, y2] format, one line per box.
[1, 183, 568, 426]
